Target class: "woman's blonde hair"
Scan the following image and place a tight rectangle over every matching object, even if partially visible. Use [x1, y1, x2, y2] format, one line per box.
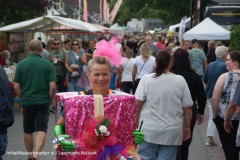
[208, 40, 216, 49]
[87, 56, 111, 72]
[139, 43, 151, 59]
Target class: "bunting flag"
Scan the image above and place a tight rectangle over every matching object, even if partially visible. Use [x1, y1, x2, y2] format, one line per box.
[179, 16, 187, 45]
[83, 0, 88, 22]
[103, 0, 107, 23]
[99, 0, 102, 20]
[109, 0, 122, 24]
[106, 1, 109, 24]
[78, 0, 82, 20]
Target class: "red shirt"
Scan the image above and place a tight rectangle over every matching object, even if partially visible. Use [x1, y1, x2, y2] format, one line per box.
[0, 56, 5, 66]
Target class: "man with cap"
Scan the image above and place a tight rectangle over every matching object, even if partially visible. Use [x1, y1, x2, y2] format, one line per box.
[189, 39, 208, 78]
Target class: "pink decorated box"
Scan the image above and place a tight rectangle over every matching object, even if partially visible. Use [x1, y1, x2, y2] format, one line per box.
[55, 93, 136, 160]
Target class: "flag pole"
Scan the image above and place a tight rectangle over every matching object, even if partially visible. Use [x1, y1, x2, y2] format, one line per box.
[78, 0, 81, 20]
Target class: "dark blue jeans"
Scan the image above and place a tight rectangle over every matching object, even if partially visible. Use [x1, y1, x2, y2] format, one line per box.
[0, 133, 8, 160]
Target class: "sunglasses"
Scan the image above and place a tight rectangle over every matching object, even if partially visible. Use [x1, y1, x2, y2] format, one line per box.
[72, 43, 79, 46]
[54, 43, 60, 45]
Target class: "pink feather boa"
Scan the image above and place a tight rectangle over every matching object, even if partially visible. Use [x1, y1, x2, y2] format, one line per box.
[94, 38, 122, 67]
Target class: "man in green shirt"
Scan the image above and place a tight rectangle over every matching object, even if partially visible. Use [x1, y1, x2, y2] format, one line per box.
[14, 39, 56, 160]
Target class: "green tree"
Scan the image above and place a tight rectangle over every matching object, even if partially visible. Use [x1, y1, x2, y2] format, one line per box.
[229, 25, 240, 51]
[0, 0, 48, 26]
[109, 0, 191, 25]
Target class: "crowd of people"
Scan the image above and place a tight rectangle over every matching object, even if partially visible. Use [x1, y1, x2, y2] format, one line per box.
[0, 33, 240, 160]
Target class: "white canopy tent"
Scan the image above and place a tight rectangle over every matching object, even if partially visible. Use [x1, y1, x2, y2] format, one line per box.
[0, 16, 105, 62]
[183, 17, 230, 40]
[110, 23, 126, 37]
[0, 16, 103, 32]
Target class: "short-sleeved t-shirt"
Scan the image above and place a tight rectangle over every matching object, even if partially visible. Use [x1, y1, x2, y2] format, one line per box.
[14, 54, 56, 106]
[134, 56, 155, 80]
[49, 50, 67, 76]
[120, 57, 134, 82]
[189, 48, 207, 76]
[135, 73, 193, 145]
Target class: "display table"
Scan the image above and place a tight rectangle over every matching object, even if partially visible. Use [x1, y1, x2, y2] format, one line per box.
[4, 66, 15, 81]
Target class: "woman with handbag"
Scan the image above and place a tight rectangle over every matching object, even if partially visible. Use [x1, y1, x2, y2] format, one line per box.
[65, 39, 87, 92]
[132, 43, 155, 94]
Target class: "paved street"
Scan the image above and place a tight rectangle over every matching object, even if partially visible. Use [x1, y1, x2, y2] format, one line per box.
[2, 105, 235, 160]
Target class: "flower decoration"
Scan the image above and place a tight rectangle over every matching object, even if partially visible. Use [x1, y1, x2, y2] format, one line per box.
[95, 118, 110, 136]
[79, 116, 117, 150]
[52, 116, 139, 159]
[94, 39, 122, 67]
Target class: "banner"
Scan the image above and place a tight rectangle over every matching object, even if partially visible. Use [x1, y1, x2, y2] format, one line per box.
[178, 16, 187, 44]
[103, 0, 109, 24]
[99, 0, 102, 20]
[106, 2, 109, 24]
[83, 0, 88, 22]
[78, 0, 81, 20]
[109, 0, 122, 23]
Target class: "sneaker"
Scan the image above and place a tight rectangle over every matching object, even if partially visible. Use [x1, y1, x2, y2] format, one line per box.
[50, 106, 55, 113]
[206, 140, 217, 146]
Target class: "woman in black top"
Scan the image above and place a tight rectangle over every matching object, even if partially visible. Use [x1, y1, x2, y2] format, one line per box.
[172, 48, 207, 160]
[207, 40, 216, 64]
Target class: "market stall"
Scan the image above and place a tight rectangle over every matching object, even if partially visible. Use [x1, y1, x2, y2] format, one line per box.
[183, 17, 230, 40]
[0, 16, 105, 62]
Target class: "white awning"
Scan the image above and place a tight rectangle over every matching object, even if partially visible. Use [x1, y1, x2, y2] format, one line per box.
[0, 16, 102, 32]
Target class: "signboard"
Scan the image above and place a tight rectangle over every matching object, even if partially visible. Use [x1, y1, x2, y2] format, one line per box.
[142, 18, 164, 30]
[205, 6, 240, 25]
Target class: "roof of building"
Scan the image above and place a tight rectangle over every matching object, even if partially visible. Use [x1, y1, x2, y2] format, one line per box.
[210, 0, 240, 5]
